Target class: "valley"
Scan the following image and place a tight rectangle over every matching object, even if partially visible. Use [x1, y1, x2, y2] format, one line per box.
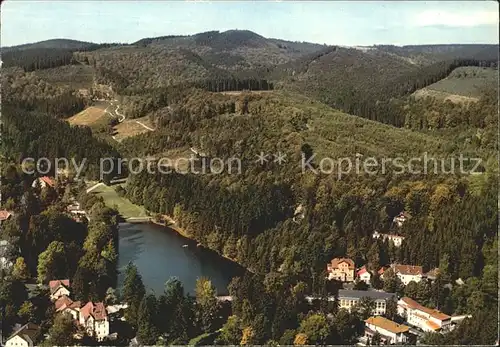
[0, 26, 498, 347]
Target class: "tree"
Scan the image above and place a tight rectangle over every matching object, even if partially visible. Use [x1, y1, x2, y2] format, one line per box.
[355, 297, 376, 320]
[12, 257, 30, 281]
[217, 315, 242, 345]
[384, 297, 398, 321]
[294, 333, 308, 345]
[17, 301, 35, 323]
[122, 263, 145, 327]
[297, 313, 332, 344]
[240, 326, 255, 345]
[195, 277, 220, 332]
[404, 281, 419, 299]
[371, 331, 382, 345]
[353, 280, 369, 291]
[137, 294, 160, 345]
[48, 313, 77, 346]
[37, 241, 67, 284]
[382, 268, 403, 294]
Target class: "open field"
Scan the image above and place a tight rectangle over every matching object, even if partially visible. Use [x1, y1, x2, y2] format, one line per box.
[91, 184, 147, 219]
[413, 66, 497, 103]
[68, 101, 109, 126]
[113, 116, 155, 141]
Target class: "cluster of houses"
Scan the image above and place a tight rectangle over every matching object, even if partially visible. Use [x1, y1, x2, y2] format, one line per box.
[326, 257, 433, 286]
[324, 256, 470, 345]
[3, 279, 123, 347]
[50, 279, 111, 341]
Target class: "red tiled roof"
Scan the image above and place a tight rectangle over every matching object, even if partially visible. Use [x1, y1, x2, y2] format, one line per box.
[40, 176, 55, 187]
[49, 279, 70, 293]
[55, 295, 80, 311]
[400, 297, 450, 321]
[0, 210, 12, 221]
[357, 266, 369, 276]
[365, 316, 409, 334]
[378, 266, 388, 275]
[80, 302, 107, 321]
[329, 257, 355, 270]
[393, 264, 423, 276]
[55, 295, 73, 310]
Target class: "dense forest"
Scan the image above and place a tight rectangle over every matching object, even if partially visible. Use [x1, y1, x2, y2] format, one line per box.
[1, 30, 498, 345]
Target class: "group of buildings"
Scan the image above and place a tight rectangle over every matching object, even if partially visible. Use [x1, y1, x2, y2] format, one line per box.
[3, 280, 117, 347]
[326, 257, 434, 286]
[324, 254, 469, 345]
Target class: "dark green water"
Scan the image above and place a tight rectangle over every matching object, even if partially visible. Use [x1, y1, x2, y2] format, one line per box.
[117, 222, 244, 295]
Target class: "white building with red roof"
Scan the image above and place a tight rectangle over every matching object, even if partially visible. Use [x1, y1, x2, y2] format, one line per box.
[357, 266, 372, 284]
[79, 302, 110, 341]
[31, 176, 55, 189]
[397, 297, 451, 332]
[55, 295, 81, 321]
[49, 279, 71, 301]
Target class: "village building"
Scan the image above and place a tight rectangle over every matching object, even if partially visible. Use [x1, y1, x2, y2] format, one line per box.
[55, 295, 81, 321]
[357, 266, 372, 284]
[397, 297, 451, 332]
[4, 323, 40, 347]
[49, 279, 71, 301]
[31, 176, 55, 189]
[338, 290, 395, 315]
[380, 264, 423, 285]
[0, 210, 13, 223]
[393, 212, 408, 227]
[424, 268, 440, 281]
[79, 301, 110, 341]
[372, 231, 405, 247]
[364, 316, 410, 345]
[327, 257, 355, 282]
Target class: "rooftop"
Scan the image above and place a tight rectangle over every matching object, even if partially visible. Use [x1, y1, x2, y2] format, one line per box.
[393, 264, 423, 276]
[49, 279, 70, 293]
[329, 257, 355, 270]
[7, 322, 40, 342]
[81, 301, 107, 321]
[399, 297, 451, 321]
[338, 289, 395, 301]
[365, 316, 409, 334]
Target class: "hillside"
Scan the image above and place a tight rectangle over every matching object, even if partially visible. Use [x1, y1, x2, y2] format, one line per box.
[413, 66, 498, 102]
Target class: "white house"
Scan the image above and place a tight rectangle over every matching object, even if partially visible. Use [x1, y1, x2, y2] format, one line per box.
[372, 231, 405, 247]
[31, 176, 55, 189]
[364, 316, 409, 344]
[338, 290, 395, 316]
[393, 212, 408, 227]
[55, 295, 81, 321]
[391, 264, 423, 285]
[398, 297, 451, 332]
[79, 301, 110, 341]
[357, 266, 372, 284]
[49, 279, 71, 301]
[5, 323, 40, 347]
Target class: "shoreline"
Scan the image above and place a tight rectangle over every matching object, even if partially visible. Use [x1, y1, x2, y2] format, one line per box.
[149, 215, 249, 270]
[123, 213, 251, 272]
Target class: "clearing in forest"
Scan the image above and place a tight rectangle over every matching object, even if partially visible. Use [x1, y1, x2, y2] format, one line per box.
[68, 102, 109, 126]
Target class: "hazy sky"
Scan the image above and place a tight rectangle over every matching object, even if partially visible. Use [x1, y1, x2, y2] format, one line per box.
[1, 1, 498, 47]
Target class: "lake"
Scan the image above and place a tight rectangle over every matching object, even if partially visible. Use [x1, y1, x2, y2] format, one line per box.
[117, 222, 245, 296]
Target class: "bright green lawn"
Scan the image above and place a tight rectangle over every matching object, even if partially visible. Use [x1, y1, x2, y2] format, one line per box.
[91, 184, 147, 219]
